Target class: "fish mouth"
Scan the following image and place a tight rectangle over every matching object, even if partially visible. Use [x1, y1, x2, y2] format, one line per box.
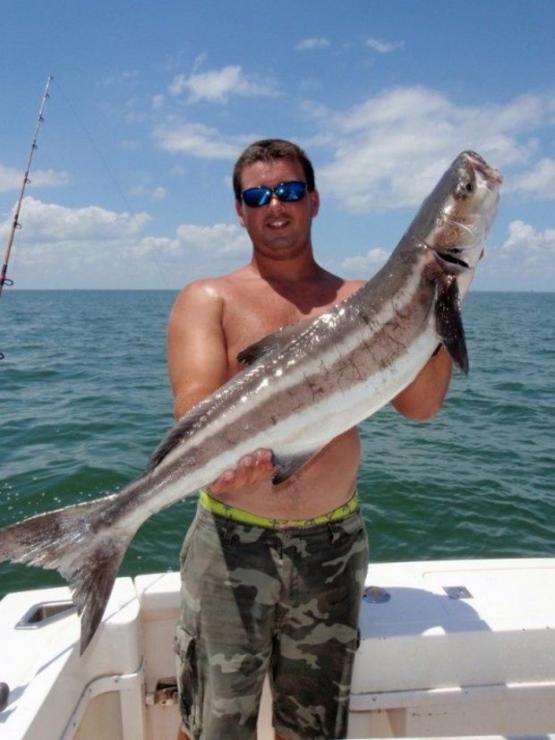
[464, 151, 503, 189]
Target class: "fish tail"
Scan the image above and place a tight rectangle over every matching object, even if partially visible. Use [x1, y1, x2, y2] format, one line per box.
[0, 494, 136, 654]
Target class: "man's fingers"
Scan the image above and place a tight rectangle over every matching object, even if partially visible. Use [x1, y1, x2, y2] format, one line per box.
[209, 465, 237, 493]
[209, 449, 274, 493]
[255, 449, 273, 465]
[220, 469, 236, 484]
[239, 455, 254, 471]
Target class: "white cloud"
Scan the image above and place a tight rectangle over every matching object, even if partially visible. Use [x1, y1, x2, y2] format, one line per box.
[136, 223, 249, 259]
[0, 197, 149, 243]
[473, 219, 555, 291]
[152, 186, 167, 201]
[295, 37, 331, 51]
[0, 197, 151, 286]
[0, 164, 69, 193]
[153, 121, 244, 159]
[0, 197, 249, 257]
[509, 158, 555, 199]
[337, 221, 555, 290]
[340, 247, 390, 277]
[176, 223, 250, 255]
[152, 93, 165, 109]
[365, 37, 404, 53]
[128, 184, 167, 201]
[0, 197, 249, 288]
[313, 87, 555, 212]
[169, 65, 278, 103]
[501, 219, 555, 265]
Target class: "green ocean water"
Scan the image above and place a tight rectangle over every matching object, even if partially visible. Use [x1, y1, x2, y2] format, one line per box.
[0, 290, 553, 597]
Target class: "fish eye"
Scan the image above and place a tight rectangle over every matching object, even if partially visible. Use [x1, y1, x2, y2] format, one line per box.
[455, 181, 473, 199]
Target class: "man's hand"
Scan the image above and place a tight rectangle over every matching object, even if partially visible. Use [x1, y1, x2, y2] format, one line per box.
[209, 449, 275, 495]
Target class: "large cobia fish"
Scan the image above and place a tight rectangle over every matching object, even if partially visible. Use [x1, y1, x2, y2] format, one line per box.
[0, 151, 502, 653]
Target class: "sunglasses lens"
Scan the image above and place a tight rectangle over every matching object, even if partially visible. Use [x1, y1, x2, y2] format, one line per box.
[276, 181, 307, 202]
[242, 187, 271, 207]
[241, 181, 308, 207]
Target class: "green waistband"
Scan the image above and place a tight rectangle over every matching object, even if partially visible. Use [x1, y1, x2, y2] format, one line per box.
[198, 488, 359, 530]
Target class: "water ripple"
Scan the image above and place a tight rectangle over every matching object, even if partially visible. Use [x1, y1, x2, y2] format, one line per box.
[0, 290, 553, 595]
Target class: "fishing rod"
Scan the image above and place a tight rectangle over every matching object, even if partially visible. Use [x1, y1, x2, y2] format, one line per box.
[0, 75, 53, 359]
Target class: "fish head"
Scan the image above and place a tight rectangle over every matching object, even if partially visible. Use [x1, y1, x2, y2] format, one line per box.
[420, 151, 502, 283]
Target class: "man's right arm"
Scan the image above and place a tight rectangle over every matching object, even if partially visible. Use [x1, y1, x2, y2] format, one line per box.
[168, 280, 228, 419]
[167, 280, 274, 493]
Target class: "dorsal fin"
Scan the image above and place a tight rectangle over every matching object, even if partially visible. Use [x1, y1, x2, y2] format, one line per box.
[237, 317, 314, 366]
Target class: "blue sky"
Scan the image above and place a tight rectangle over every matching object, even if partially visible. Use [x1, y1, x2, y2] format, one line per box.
[1, 0, 554, 291]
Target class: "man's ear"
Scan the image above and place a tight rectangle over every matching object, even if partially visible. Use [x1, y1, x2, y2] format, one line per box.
[235, 199, 246, 227]
[310, 189, 320, 218]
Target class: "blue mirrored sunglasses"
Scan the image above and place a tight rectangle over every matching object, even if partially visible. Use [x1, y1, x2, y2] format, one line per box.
[241, 180, 307, 208]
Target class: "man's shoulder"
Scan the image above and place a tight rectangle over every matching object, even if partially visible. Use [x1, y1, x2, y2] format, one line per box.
[174, 271, 241, 305]
[169, 279, 224, 326]
[171, 268, 256, 323]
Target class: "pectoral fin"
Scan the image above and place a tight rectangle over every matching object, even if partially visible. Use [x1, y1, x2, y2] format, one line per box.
[272, 449, 319, 484]
[435, 277, 469, 374]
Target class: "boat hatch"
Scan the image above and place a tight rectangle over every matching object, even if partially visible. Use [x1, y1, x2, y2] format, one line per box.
[15, 599, 75, 629]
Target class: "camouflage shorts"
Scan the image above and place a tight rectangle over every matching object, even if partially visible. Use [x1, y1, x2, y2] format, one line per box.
[174, 503, 369, 739]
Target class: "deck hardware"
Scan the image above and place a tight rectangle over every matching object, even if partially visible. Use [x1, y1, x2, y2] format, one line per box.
[145, 678, 178, 707]
[363, 586, 391, 604]
[0, 682, 9, 712]
[15, 599, 75, 629]
[443, 585, 473, 599]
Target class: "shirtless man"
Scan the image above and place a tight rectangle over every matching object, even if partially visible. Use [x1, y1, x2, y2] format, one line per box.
[169, 140, 452, 739]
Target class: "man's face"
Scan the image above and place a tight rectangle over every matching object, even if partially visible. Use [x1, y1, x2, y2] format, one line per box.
[235, 158, 319, 259]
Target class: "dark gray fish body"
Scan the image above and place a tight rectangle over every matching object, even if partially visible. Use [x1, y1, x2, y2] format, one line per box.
[0, 151, 502, 653]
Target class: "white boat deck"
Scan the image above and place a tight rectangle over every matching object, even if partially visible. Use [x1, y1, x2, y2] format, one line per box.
[1, 558, 554, 739]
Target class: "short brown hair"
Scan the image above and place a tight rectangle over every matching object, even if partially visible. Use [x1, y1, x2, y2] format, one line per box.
[232, 139, 316, 201]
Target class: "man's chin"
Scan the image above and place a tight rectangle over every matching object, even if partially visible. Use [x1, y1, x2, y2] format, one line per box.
[257, 241, 308, 259]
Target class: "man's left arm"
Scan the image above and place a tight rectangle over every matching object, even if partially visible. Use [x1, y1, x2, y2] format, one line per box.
[391, 346, 452, 421]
